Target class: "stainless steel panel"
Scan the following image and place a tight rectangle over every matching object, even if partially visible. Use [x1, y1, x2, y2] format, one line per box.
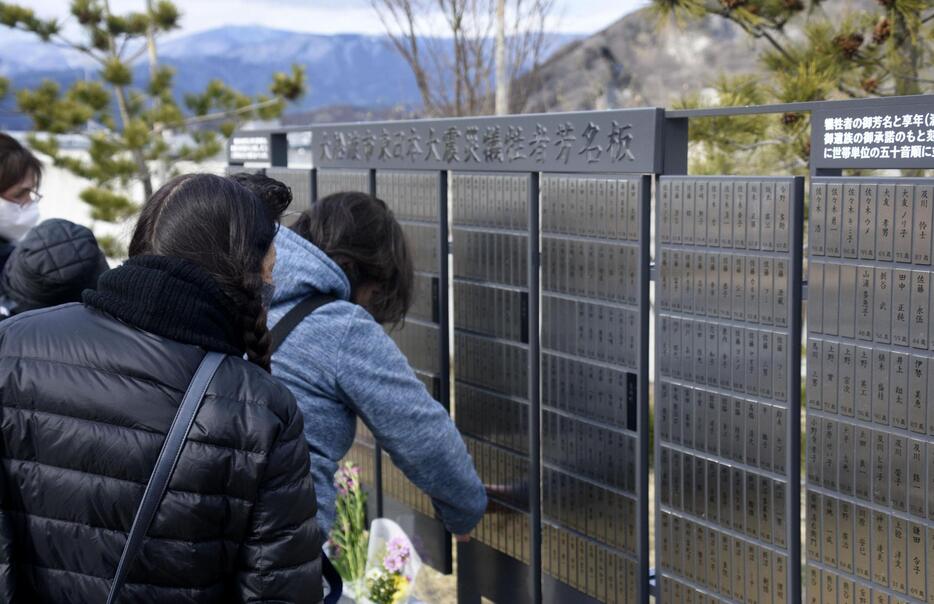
[839, 500, 855, 573]
[909, 355, 927, 434]
[892, 351, 910, 430]
[891, 435, 908, 512]
[827, 182, 843, 257]
[823, 262, 840, 336]
[776, 180, 791, 253]
[909, 438, 925, 517]
[874, 267, 893, 344]
[892, 276, 911, 346]
[859, 181, 878, 260]
[840, 264, 858, 338]
[855, 425, 872, 501]
[891, 516, 909, 594]
[855, 504, 871, 580]
[732, 255, 746, 322]
[856, 347, 873, 422]
[775, 258, 790, 327]
[719, 254, 732, 319]
[760, 257, 775, 326]
[746, 256, 760, 324]
[811, 181, 827, 256]
[762, 180, 776, 252]
[839, 421, 855, 495]
[873, 349, 891, 426]
[708, 180, 721, 248]
[735, 180, 748, 249]
[870, 511, 889, 587]
[895, 184, 915, 263]
[843, 181, 860, 258]
[695, 180, 708, 246]
[808, 339, 823, 410]
[911, 270, 930, 350]
[823, 340, 839, 414]
[672, 180, 684, 245]
[839, 344, 856, 417]
[873, 431, 890, 506]
[807, 260, 824, 333]
[822, 494, 839, 566]
[857, 265, 874, 340]
[745, 541, 760, 604]
[721, 181, 734, 249]
[908, 521, 926, 601]
[747, 180, 762, 250]
[683, 179, 696, 246]
[915, 184, 934, 265]
[878, 182, 897, 261]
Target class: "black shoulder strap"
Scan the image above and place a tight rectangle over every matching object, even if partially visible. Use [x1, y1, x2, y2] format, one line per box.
[107, 351, 226, 604]
[269, 293, 338, 353]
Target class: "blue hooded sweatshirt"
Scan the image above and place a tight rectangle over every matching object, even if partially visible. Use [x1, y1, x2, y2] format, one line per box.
[268, 226, 487, 535]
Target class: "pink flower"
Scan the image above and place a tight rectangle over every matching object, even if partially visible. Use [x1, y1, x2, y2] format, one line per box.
[383, 553, 404, 573]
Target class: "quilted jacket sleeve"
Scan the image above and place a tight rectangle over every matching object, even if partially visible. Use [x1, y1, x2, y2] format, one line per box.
[236, 386, 323, 603]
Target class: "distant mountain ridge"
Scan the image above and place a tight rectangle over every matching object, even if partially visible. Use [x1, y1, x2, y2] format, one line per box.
[0, 25, 578, 130]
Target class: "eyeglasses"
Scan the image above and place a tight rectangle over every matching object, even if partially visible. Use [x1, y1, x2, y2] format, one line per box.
[1, 189, 41, 206]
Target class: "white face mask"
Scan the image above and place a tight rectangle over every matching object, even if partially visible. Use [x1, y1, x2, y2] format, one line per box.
[0, 198, 40, 242]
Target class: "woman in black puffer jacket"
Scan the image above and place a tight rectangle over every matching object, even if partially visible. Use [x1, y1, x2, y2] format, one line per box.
[0, 173, 323, 603]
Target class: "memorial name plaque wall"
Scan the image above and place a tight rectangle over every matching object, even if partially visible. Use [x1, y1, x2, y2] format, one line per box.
[375, 171, 452, 572]
[264, 167, 314, 225]
[316, 168, 370, 198]
[806, 177, 934, 604]
[655, 176, 804, 604]
[540, 173, 650, 603]
[452, 172, 534, 570]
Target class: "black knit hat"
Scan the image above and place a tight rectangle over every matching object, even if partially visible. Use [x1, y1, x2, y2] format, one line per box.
[1, 219, 109, 313]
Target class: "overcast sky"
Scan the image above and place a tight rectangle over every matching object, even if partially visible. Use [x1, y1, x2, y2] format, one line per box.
[24, 0, 647, 37]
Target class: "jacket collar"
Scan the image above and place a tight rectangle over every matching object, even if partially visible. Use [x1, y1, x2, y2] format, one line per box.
[82, 255, 243, 355]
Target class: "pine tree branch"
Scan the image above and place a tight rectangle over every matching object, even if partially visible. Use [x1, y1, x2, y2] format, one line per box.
[708, 8, 794, 62]
[179, 97, 283, 126]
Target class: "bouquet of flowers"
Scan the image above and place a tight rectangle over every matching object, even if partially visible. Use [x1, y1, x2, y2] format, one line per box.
[366, 536, 413, 604]
[329, 465, 422, 603]
[329, 462, 369, 586]
[363, 519, 422, 604]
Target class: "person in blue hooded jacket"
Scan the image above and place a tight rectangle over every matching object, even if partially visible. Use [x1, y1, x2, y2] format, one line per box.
[236, 174, 486, 538]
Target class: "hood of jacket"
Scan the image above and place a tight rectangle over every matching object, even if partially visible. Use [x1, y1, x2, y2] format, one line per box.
[272, 226, 351, 305]
[1, 218, 108, 313]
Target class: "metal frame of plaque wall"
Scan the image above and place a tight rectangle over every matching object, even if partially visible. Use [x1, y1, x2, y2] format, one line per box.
[224, 93, 934, 604]
[654, 176, 804, 604]
[806, 177, 934, 604]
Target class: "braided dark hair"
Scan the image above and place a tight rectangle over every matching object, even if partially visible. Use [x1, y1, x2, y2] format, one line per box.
[129, 173, 282, 371]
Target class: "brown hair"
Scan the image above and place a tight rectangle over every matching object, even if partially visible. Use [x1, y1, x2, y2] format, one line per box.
[0, 133, 42, 194]
[292, 192, 414, 326]
[129, 173, 281, 370]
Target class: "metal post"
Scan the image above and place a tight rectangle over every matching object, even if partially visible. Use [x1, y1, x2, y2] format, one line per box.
[787, 177, 805, 604]
[369, 167, 384, 518]
[528, 172, 542, 604]
[637, 174, 652, 604]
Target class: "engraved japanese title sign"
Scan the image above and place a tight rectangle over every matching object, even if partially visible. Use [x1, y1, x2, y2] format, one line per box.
[310, 108, 663, 173]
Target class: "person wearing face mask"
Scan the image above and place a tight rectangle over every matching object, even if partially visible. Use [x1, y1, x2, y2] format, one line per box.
[0, 134, 43, 266]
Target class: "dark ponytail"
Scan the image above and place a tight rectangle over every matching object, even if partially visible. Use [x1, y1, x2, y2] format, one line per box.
[129, 173, 282, 371]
